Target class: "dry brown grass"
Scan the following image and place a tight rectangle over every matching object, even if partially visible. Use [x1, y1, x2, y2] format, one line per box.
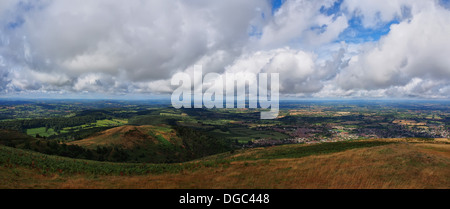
[2, 142, 449, 189]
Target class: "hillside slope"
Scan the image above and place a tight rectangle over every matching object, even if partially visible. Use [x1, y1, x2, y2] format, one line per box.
[0, 129, 36, 147]
[66, 125, 184, 163]
[68, 125, 178, 149]
[1, 139, 449, 189]
[67, 125, 231, 163]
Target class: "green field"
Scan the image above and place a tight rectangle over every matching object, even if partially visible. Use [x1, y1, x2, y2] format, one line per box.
[26, 119, 128, 137]
[209, 126, 289, 143]
[78, 119, 128, 129]
[27, 127, 56, 138]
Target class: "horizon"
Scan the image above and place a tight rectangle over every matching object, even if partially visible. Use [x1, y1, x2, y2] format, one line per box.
[2, 97, 450, 103]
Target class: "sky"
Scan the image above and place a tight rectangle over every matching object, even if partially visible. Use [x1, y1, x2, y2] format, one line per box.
[0, 0, 450, 99]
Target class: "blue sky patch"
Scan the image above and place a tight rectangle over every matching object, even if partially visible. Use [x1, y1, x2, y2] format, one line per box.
[440, 0, 450, 9]
[320, 0, 343, 17]
[338, 16, 399, 43]
[7, 17, 25, 30]
[271, 0, 285, 14]
[248, 25, 263, 38]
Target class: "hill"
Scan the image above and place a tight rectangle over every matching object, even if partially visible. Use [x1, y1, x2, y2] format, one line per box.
[68, 125, 178, 149]
[0, 129, 36, 147]
[67, 125, 232, 163]
[1, 138, 449, 189]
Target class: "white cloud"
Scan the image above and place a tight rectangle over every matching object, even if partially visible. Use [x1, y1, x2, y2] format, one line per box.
[258, 0, 348, 49]
[1, 0, 270, 93]
[336, 2, 450, 94]
[0, 0, 449, 99]
[342, 0, 410, 27]
[224, 47, 326, 94]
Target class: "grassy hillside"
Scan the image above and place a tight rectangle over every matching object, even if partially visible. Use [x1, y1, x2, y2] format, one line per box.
[66, 125, 232, 163]
[68, 125, 177, 149]
[0, 129, 36, 147]
[1, 138, 449, 189]
[67, 125, 186, 163]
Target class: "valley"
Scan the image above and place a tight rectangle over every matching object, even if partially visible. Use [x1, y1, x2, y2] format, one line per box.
[0, 99, 449, 189]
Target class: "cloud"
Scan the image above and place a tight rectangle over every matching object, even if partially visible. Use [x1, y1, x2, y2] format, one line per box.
[223, 47, 342, 95]
[0, 0, 270, 93]
[0, 0, 449, 99]
[257, 0, 348, 49]
[335, 2, 450, 96]
[341, 0, 411, 28]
